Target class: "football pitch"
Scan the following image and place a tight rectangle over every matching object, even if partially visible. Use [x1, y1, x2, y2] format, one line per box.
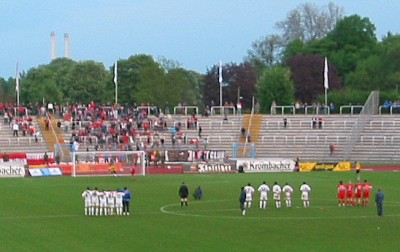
[1, 171, 399, 252]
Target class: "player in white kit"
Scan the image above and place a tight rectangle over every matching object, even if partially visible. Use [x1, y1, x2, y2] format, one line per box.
[106, 190, 115, 215]
[300, 182, 312, 208]
[272, 182, 282, 208]
[114, 190, 125, 215]
[81, 187, 92, 216]
[243, 183, 255, 209]
[257, 181, 270, 209]
[91, 187, 100, 216]
[98, 190, 107, 216]
[282, 183, 294, 207]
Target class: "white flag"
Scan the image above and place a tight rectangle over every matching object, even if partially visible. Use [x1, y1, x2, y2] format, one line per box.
[218, 60, 223, 83]
[324, 57, 329, 90]
[114, 60, 118, 86]
[16, 62, 20, 92]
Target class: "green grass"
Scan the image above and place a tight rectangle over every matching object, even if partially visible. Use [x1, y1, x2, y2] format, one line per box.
[1, 171, 399, 252]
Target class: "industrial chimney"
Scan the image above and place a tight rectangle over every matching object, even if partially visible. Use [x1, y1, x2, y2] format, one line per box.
[64, 33, 70, 58]
[50, 32, 56, 60]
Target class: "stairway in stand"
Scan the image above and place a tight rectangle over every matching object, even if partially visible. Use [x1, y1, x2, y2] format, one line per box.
[238, 114, 263, 158]
[37, 115, 71, 162]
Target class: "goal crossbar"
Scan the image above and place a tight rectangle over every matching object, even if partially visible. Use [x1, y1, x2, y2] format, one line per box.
[71, 151, 146, 177]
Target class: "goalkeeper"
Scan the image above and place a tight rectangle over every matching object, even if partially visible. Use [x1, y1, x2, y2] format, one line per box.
[109, 164, 118, 177]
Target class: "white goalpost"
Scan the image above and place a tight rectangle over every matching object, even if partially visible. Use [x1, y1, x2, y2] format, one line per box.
[71, 151, 146, 177]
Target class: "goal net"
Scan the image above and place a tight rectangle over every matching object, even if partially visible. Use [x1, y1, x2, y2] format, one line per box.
[71, 151, 146, 177]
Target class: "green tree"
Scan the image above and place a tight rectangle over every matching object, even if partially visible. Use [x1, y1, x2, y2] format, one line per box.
[165, 68, 200, 107]
[63, 61, 108, 104]
[113, 54, 161, 105]
[0, 77, 16, 103]
[380, 34, 400, 90]
[257, 66, 295, 113]
[281, 39, 308, 63]
[325, 14, 377, 78]
[246, 34, 282, 74]
[345, 34, 400, 92]
[21, 67, 62, 105]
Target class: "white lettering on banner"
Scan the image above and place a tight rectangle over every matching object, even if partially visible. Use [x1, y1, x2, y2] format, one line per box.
[197, 163, 232, 173]
[238, 159, 295, 173]
[0, 166, 25, 177]
[207, 151, 225, 160]
[189, 150, 225, 161]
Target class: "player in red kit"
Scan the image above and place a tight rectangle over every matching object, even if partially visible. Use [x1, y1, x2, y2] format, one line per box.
[362, 180, 373, 206]
[346, 181, 355, 206]
[337, 181, 347, 207]
[354, 181, 363, 206]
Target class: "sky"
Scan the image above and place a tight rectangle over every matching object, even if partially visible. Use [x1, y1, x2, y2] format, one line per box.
[1, 0, 400, 79]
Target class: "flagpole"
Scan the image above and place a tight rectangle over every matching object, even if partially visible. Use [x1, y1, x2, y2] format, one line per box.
[219, 60, 222, 108]
[324, 57, 329, 108]
[16, 61, 20, 108]
[114, 60, 118, 105]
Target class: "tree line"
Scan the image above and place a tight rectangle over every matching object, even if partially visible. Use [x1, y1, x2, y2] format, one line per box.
[1, 2, 399, 114]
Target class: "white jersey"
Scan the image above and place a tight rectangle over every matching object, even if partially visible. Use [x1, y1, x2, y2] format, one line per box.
[257, 184, 270, 200]
[282, 185, 294, 199]
[115, 191, 125, 206]
[272, 184, 282, 200]
[244, 185, 255, 201]
[82, 189, 92, 207]
[300, 184, 311, 200]
[98, 191, 107, 207]
[106, 191, 115, 207]
[91, 190, 99, 206]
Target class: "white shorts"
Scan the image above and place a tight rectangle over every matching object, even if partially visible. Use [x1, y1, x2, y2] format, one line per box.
[273, 193, 281, 200]
[84, 200, 92, 207]
[301, 192, 309, 201]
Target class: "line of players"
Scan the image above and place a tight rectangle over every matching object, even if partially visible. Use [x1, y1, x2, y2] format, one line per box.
[337, 180, 373, 207]
[81, 187, 131, 216]
[241, 181, 312, 215]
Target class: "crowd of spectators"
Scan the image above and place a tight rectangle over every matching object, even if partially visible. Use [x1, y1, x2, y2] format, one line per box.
[383, 100, 400, 109]
[0, 101, 219, 154]
[57, 102, 206, 153]
[0, 103, 38, 139]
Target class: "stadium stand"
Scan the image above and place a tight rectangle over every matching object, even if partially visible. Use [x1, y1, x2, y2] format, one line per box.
[0, 116, 49, 153]
[5, 94, 400, 164]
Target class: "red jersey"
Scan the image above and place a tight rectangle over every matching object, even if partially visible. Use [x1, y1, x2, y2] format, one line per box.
[355, 183, 363, 198]
[362, 182, 373, 197]
[346, 183, 354, 197]
[338, 184, 346, 199]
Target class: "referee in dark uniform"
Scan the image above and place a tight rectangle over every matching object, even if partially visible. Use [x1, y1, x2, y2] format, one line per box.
[179, 182, 189, 207]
